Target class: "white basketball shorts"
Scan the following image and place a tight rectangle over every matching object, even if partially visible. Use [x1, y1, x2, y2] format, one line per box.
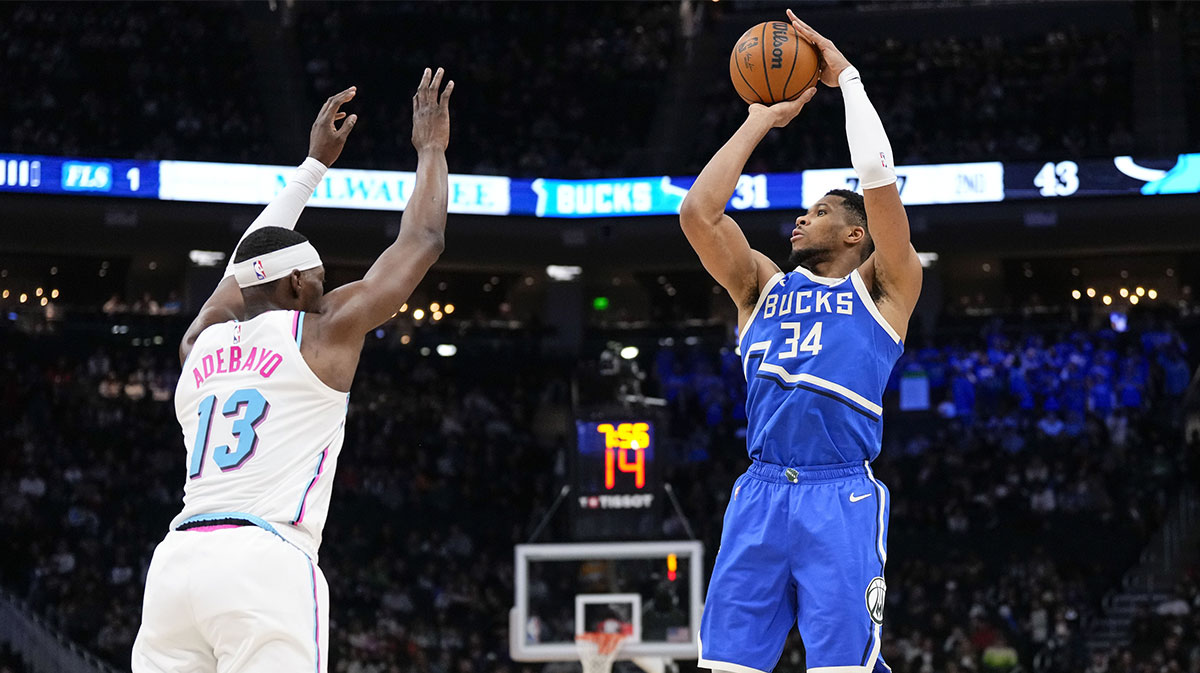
[132, 525, 328, 673]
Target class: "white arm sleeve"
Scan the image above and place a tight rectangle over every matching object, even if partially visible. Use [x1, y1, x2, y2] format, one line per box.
[839, 66, 897, 190]
[223, 157, 328, 278]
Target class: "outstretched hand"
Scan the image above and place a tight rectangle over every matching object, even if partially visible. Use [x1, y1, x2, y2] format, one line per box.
[309, 86, 358, 167]
[787, 9, 852, 87]
[412, 67, 453, 153]
[748, 86, 817, 128]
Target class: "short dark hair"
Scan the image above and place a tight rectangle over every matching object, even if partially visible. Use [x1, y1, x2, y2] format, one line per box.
[233, 227, 309, 263]
[825, 189, 874, 261]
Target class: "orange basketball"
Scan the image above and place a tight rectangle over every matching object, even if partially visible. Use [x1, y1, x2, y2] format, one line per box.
[729, 21, 820, 105]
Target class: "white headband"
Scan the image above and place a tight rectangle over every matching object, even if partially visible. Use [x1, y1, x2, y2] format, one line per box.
[233, 241, 323, 288]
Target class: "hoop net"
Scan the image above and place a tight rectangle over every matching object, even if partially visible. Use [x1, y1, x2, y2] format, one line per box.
[575, 632, 626, 673]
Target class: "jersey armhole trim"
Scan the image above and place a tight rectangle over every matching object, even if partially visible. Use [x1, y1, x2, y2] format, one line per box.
[276, 311, 351, 397]
[737, 271, 786, 349]
[293, 311, 305, 349]
[850, 270, 902, 345]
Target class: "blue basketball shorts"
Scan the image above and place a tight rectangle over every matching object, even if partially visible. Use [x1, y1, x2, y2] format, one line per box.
[698, 460, 891, 673]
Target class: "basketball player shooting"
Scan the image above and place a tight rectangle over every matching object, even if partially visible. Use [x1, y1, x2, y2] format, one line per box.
[132, 67, 453, 672]
[681, 13, 921, 673]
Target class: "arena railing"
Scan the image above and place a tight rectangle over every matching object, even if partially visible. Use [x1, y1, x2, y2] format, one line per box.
[0, 588, 119, 673]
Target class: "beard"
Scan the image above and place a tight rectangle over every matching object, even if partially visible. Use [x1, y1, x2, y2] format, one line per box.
[787, 244, 833, 270]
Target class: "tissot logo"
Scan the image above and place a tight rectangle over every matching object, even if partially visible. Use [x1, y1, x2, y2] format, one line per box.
[577, 494, 655, 510]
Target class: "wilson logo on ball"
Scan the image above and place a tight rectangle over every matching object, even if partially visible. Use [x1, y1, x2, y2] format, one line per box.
[770, 22, 790, 69]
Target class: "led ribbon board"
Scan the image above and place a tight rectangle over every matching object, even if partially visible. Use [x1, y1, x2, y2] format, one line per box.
[2, 153, 1197, 217]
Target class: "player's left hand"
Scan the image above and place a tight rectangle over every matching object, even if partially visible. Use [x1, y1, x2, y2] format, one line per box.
[412, 67, 453, 153]
[787, 10, 852, 87]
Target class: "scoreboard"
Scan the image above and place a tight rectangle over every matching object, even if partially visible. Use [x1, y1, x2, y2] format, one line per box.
[4, 151, 1197, 219]
[572, 420, 662, 540]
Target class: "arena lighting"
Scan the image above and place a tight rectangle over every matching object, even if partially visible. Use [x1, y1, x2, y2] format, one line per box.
[400, 334, 411, 345]
[1148, 289, 1158, 300]
[1130, 295, 1140, 305]
[39, 297, 47, 307]
[1135, 287, 1145, 296]
[1086, 288, 1096, 298]
[51, 289, 59, 298]
[432, 311, 443, 321]
[430, 302, 440, 313]
[399, 303, 408, 312]
[35, 288, 42, 297]
[1119, 288, 1129, 297]
[444, 304, 455, 314]
[436, 344, 457, 357]
[1102, 295, 1113, 305]
[546, 265, 583, 281]
[187, 250, 226, 267]
[18, 293, 27, 303]
[412, 308, 425, 320]
[1, 290, 7, 299]
[1071, 290, 1082, 300]
[620, 346, 639, 360]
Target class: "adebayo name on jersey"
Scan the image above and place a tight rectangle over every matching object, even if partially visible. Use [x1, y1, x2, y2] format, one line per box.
[190, 346, 284, 388]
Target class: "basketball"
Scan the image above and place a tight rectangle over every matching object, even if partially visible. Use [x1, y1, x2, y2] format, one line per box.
[729, 20, 820, 105]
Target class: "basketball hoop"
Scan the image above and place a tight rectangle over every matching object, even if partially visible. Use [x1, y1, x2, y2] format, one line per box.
[575, 632, 627, 673]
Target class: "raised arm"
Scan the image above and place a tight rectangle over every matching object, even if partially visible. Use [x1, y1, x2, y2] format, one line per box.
[790, 11, 922, 337]
[179, 87, 359, 364]
[320, 68, 453, 337]
[679, 89, 816, 311]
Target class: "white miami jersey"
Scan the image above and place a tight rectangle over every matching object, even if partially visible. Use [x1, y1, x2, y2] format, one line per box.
[171, 309, 348, 560]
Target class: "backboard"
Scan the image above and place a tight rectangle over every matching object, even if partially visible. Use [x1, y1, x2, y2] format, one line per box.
[510, 541, 704, 662]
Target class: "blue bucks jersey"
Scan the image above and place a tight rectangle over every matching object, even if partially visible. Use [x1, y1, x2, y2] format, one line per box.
[740, 266, 903, 466]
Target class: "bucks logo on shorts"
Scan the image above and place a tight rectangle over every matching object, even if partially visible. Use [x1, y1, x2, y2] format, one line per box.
[864, 577, 886, 625]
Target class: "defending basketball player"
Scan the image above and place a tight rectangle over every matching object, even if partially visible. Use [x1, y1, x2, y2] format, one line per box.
[132, 68, 453, 672]
[681, 13, 920, 673]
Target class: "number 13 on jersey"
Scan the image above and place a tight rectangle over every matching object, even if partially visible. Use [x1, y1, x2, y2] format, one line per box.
[188, 388, 270, 478]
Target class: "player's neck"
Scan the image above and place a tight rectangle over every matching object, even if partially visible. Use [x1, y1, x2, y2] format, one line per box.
[241, 292, 293, 321]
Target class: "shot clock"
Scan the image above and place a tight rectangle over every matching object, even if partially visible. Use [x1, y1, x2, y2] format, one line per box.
[572, 420, 662, 540]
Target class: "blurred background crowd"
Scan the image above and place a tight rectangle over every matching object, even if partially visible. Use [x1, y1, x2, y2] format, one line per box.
[2, 309, 1198, 672]
[2, 1, 1193, 178]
